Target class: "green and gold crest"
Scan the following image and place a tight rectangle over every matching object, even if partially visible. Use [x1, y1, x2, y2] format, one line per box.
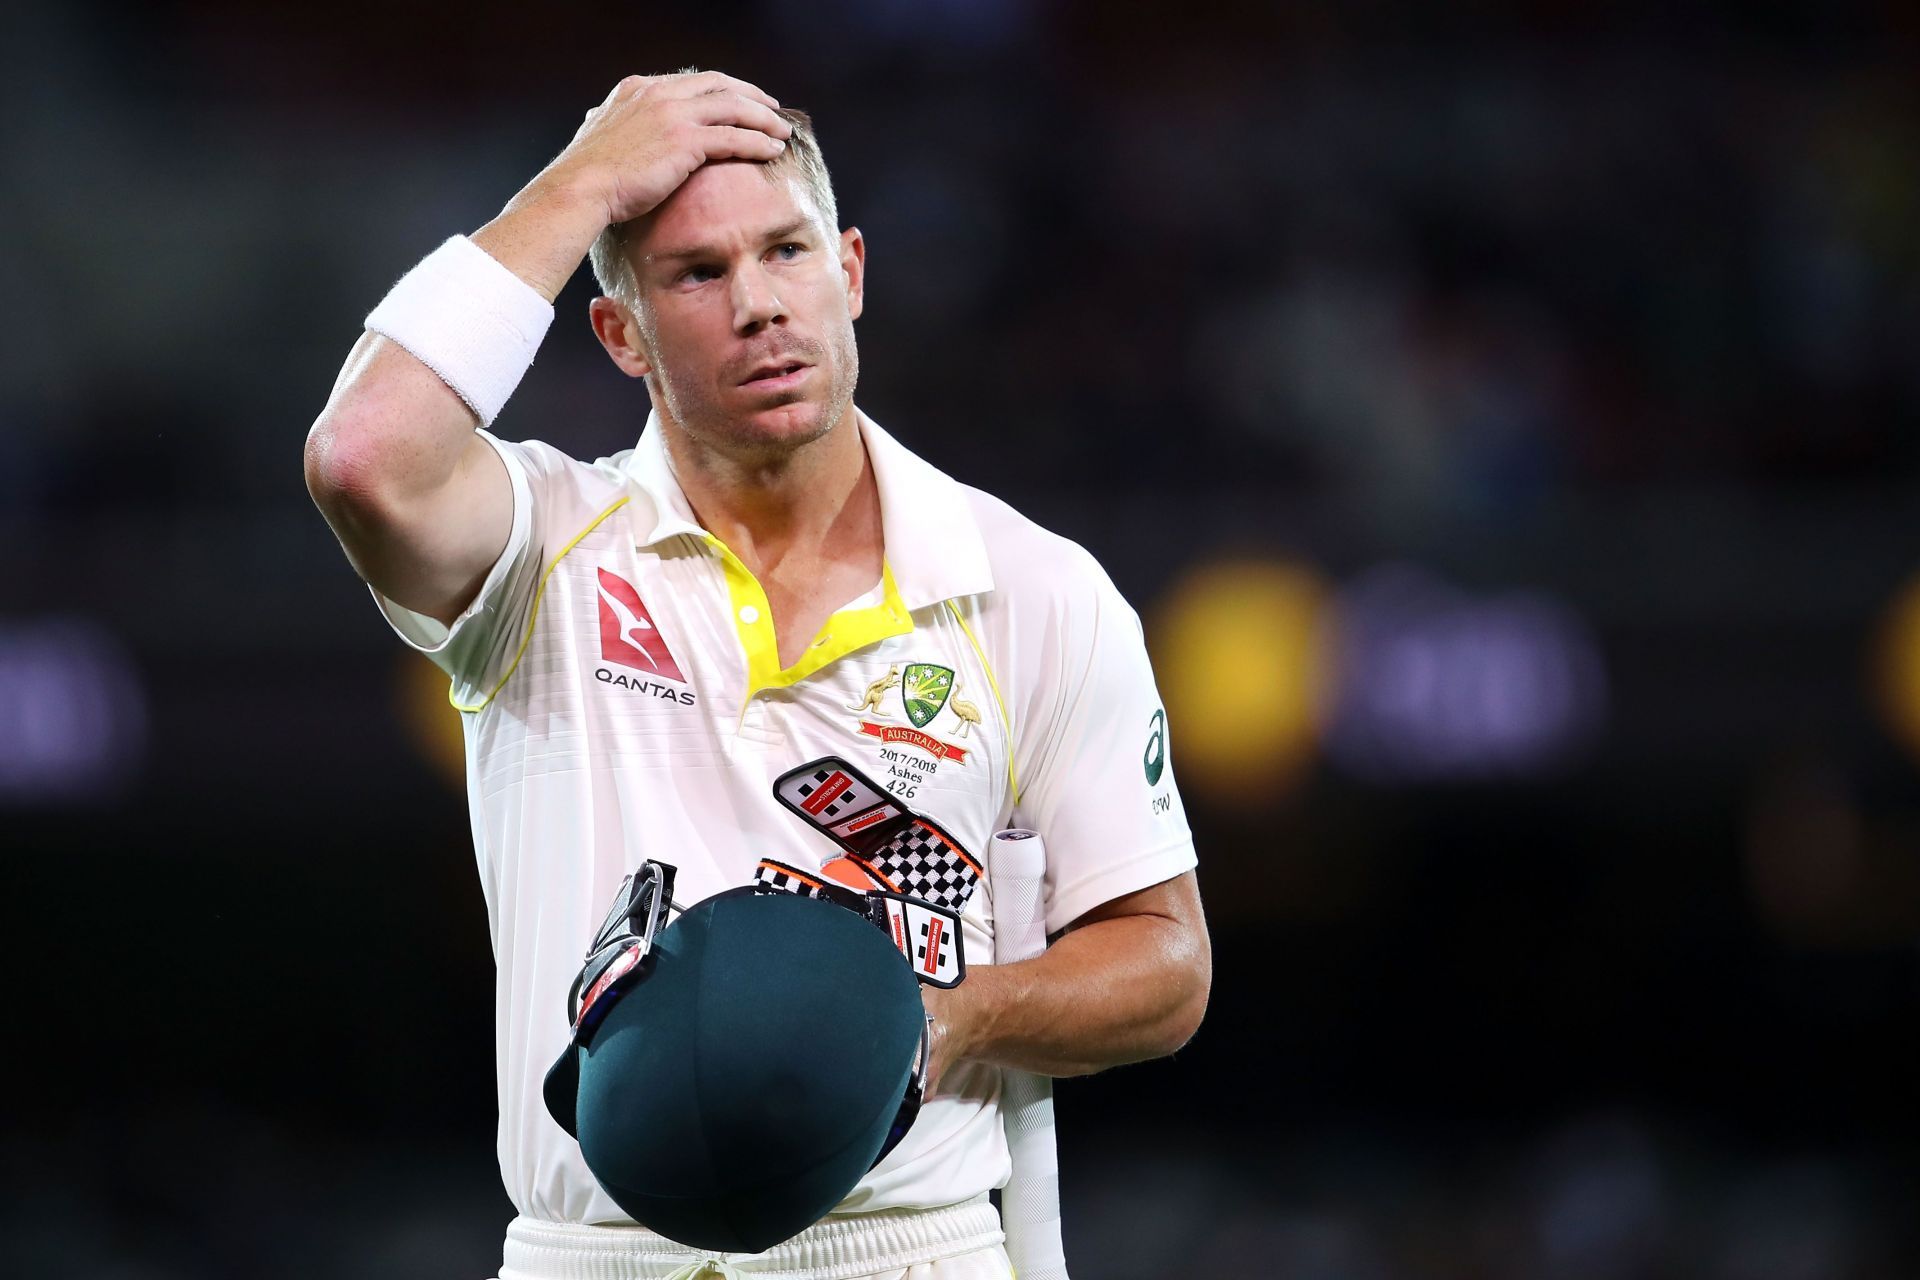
[902, 663, 955, 728]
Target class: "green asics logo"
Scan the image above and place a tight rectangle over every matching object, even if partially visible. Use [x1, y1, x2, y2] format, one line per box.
[1144, 708, 1167, 786]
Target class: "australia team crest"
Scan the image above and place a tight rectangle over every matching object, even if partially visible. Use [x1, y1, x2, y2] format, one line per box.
[902, 663, 953, 728]
[847, 660, 983, 786]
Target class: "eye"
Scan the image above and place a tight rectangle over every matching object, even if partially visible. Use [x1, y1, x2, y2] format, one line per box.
[772, 242, 805, 261]
[679, 264, 719, 285]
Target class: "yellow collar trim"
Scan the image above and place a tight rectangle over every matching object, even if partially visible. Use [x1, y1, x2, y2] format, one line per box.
[703, 535, 915, 704]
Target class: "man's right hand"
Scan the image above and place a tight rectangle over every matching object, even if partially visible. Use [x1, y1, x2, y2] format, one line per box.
[552, 72, 792, 230]
[473, 71, 792, 305]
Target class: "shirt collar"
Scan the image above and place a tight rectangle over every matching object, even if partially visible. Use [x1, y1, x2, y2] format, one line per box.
[623, 407, 994, 609]
[622, 411, 708, 545]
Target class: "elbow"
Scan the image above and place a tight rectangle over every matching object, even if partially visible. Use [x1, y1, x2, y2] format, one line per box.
[302, 416, 420, 574]
[1157, 922, 1212, 1058]
[1170, 982, 1209, 1055]
[1167, 953, 1212, 1056]
[1079, 965, 1207, 1077]
[1090, 922, 1211, 1072]
[304, 411, 399, 529]
[305, 411, 353, 512]
[305, 411, 364, 508]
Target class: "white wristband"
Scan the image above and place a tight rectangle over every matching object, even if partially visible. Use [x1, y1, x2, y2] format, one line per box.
[364, 235, 555, 428]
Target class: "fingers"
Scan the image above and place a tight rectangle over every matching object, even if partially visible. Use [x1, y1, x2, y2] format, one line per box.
[662, 70, 780, 112]
[689, 91, 793, 143]
[695, 125, 789, 164]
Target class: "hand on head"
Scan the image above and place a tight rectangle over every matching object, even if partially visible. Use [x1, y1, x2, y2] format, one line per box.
[557, 71, 795, 228]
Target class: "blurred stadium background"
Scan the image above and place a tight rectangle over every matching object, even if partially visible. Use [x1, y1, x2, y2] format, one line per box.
[6, 1, 1920, 1276]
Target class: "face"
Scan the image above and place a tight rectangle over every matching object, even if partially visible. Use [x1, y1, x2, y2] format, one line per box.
[590, 162, 865, 461]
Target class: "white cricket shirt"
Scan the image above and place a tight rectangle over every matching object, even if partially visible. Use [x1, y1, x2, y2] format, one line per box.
[372, 408, 1197, 1224]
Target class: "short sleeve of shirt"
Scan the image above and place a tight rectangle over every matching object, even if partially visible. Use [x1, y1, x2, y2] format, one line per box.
[1008, 544, 1197, 936]
[370, 430, 556, 706]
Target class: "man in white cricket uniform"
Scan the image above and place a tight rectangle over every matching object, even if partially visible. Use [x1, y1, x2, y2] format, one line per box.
[307, 71, 1211, 1280]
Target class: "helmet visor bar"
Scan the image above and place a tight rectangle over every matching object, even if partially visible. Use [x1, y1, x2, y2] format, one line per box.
[567, 861, 678, 1045]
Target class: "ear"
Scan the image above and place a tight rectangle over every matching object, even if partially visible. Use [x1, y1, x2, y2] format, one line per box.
[588, 296, 654, 378]
[839, 227, 866, 322]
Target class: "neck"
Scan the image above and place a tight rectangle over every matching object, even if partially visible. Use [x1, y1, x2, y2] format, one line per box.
[660, 403, 879, 581]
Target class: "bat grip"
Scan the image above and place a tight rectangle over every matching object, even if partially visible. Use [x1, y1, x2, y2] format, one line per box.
[991, 829, 1069, 1280]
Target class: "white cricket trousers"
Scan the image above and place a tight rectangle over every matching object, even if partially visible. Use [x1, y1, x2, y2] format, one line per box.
[493, 1196, 1013, 1280]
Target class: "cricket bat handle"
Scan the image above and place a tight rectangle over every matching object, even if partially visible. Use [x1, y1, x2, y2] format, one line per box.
[991, 829, 1068, 1280]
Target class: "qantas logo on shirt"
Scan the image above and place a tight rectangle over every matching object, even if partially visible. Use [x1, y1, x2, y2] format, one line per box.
[597, 568, 686, 679]
[594, 568, 695, 704]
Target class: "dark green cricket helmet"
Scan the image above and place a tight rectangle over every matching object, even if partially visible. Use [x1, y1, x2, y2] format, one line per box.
[543, 872, 928, 1253]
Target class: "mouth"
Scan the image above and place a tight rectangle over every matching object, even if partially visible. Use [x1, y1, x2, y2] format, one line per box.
[740, 362, 811, 392]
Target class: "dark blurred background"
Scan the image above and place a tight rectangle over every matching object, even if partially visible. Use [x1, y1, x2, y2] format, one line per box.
[6, 1, 1920, 1276]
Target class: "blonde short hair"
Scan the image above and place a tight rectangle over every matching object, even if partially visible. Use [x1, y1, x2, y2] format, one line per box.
[588, 105, 839, 310]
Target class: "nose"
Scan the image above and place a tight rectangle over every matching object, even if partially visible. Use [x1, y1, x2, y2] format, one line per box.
[730, 261, 787, 335]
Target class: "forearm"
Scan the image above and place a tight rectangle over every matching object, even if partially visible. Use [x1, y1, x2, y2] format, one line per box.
[470, 169, 611, 305]
[938, 911, 1211, 1080]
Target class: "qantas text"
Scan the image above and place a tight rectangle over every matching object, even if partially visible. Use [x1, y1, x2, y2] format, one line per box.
[595, 668, 696, 704]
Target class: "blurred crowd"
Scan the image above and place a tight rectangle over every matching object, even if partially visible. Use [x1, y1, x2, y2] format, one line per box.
[6, 5, 1919, 523]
